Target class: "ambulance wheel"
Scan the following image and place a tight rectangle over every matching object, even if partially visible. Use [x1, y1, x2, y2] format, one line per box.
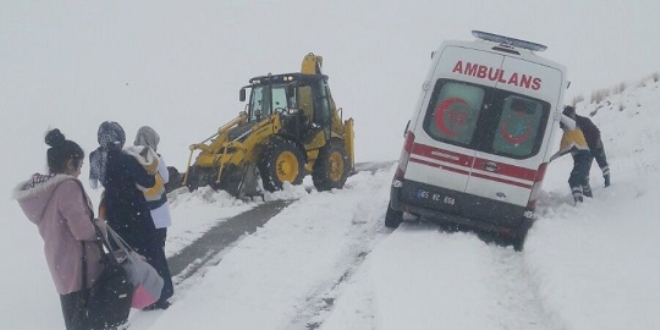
[259, 138, 305, 192]
[385, 202, 403, 228]
[312, 140, 349, 191]
[510, 226, 530, 252]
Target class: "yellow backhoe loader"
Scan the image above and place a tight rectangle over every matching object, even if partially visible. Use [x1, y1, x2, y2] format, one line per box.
[169, 53, 355, 197]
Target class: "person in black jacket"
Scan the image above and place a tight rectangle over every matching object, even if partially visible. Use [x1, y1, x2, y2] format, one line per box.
[93, 121, 173, 310]
[563, 106, 611, 194]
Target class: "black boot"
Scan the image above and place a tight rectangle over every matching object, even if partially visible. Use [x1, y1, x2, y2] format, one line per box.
[583, 185, 593, 198]
[572, 186, 584, 205]
[604, 174, 610, 187]
[143, 300, 171, 311]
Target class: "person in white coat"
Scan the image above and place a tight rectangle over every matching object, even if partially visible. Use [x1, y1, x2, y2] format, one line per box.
[132, 125, 174, 309]
[133, 126, 172, 248]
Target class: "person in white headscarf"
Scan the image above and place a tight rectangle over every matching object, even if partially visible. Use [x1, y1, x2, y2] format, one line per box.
[132, 126, 172, 247]
[132, 125, 174, 310]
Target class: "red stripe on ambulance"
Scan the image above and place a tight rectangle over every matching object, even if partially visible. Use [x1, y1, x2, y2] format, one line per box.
[471, 158, 537, 182]
[411, 143, 473, 168]
[410, 143, 537, 188]
[408, 158, 471, 176]
[470, 172, 533, 189]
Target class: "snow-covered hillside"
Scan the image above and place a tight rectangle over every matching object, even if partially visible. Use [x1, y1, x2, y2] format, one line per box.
[2, 79, 659, 329]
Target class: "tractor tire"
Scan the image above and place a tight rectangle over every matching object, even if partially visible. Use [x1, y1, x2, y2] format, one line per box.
[384, 201, 403, 228]
[258, 138, 305, 192]
[312, 140, 349, 191]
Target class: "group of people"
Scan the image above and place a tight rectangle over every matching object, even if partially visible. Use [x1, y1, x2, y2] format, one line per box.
[13, 122, 174, 329]
[551, 105, 611, 204]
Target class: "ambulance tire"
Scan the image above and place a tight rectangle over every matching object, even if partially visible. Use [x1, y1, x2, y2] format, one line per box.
[385, 202, 403, 228]
[510, 227, 529, 252]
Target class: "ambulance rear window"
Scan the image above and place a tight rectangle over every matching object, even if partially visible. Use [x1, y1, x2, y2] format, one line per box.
[492, 96, 545, 157]
[422, 81, 485, 146]
[423, 79, 550, 159]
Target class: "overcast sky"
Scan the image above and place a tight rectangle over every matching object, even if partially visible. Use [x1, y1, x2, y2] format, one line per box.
[1, 0, 658, 188]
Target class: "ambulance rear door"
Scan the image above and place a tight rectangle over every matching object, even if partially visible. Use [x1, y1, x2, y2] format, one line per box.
[404, 45, 503, 213]
[464, 56, 563, 226]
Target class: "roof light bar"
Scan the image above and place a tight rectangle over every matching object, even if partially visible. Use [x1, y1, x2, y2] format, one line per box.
[472, 30, 547, 52]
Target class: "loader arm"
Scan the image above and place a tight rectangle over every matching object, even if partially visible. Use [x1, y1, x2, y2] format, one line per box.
[182, 112, 248, 185]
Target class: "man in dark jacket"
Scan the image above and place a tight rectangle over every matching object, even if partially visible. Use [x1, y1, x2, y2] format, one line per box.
[563, 106, 611, 193]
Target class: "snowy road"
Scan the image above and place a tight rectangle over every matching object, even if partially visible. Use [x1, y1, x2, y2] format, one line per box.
[128, 165, 557, 330]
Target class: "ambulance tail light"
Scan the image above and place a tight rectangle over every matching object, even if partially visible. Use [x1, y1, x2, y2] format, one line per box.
[527, 163, 548, 210]
[394, 131, 415, 180]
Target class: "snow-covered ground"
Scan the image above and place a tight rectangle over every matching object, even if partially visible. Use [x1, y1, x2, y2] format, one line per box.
[2, 2, 659, 328]
[2, 79, 659, 329]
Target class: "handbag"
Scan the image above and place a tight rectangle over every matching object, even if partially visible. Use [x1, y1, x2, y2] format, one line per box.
[74, 180, 132, 328]
[106, 225, 165, 309]
[83, 237, 133, 329]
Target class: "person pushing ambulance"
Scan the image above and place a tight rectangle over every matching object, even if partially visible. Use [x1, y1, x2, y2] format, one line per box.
[549, 107, 592, 204]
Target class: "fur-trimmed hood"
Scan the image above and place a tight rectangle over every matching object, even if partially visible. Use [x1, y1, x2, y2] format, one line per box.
[123, 145, 159, 175]
[12, 173, 77, 224]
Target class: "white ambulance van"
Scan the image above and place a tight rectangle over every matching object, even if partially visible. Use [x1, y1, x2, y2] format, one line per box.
[387, 31, 568, 250]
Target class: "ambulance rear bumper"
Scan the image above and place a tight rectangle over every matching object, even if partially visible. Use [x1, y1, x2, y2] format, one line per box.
[390, 179, 533, 237]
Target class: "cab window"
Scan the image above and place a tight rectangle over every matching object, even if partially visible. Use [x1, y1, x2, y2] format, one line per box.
[271, 87, 288, 113]
[313, 79, 331, 126]
[249, 85, 289, 121]
[249, 86, 266, 121]
[297, 86, 314, 121]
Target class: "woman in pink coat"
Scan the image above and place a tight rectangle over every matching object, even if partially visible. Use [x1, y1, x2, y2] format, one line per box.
[12, 129, 115, 329]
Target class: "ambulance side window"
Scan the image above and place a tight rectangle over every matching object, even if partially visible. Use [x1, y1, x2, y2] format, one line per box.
[423, 81, 485, 146]
[492, 95, 548, 158]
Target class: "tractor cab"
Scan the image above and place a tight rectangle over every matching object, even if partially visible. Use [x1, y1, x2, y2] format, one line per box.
[240, 73, 333, 143]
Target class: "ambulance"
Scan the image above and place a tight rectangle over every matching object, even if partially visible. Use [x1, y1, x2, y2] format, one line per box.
[387, 31, 568, 250]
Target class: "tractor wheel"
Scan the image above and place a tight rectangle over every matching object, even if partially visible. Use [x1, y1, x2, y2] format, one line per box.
[312, 140, 349, 191]
[384, 201, 403, 228]
[258, 138, 305, 192]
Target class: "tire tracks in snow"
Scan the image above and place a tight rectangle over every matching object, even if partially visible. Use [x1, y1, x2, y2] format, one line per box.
[285, 176, 393, 330]
[482, 245, 563, 330]
[292, 219, 565, 330]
